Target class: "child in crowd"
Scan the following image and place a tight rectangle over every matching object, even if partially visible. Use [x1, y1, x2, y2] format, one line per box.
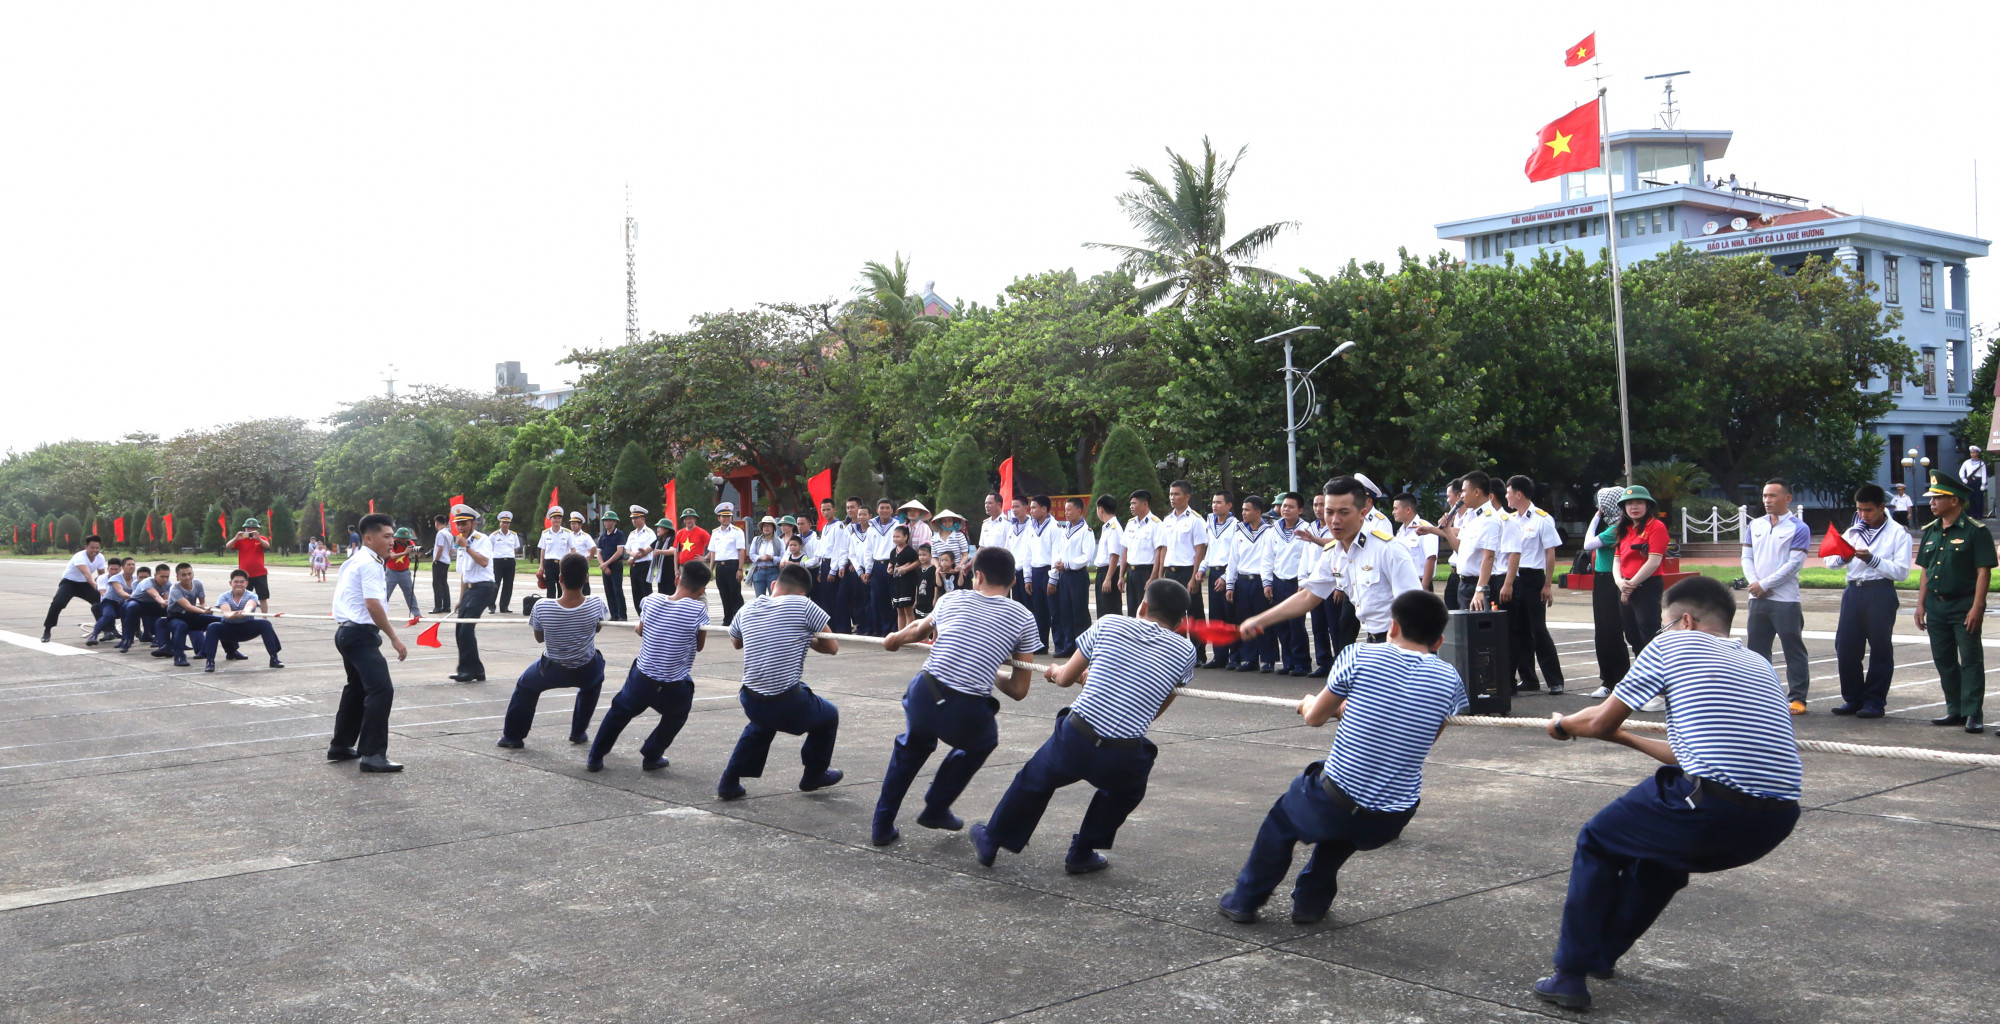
[913, 544, 941, 618]
[309, 538, 330, 582]
[889, 525, 919, 629]
[935, 551, 960, 599]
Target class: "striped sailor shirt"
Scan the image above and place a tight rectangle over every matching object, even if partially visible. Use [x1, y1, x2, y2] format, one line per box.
[1068, 615, 1196, 739]
[920, 589, 1043, 696]
[1610, 629, 1804, 801]
[530, 595, 608, 667]
[636, 593, 709, 681]
[1322, 642, 1468, 812]
[729, 594, 830, 695]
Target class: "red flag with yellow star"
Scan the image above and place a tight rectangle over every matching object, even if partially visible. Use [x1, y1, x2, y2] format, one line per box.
[1564, 32, 1595, 67]
[1523, 100, 1600, 182]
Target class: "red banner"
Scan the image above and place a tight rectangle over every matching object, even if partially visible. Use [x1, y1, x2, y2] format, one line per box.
[164, 514, 175, 542]
[449, 494, 465, 535]
[997, 457, 1015, 505]
[319, 501, 327, 540]
[93, 519, 101, 538]
[114, 517, 126, 543]
[662, 480, 676, 525]
[218, 512, 227, 538]
[368, 499, 376, 514]
[146, 516, 155, 541]
[807, 468, 833, 526]
[30, 522, 37, 543]
[266, 508, 273, 536]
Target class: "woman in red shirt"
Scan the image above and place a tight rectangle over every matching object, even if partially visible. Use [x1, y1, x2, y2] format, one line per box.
[1609, 485, 1669, 655]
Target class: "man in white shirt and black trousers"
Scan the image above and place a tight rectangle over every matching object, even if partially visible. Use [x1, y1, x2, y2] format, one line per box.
[448, 504, 496, 683]
[972, 574, 1197, 874]
[1050, 496, 1096, 658]
[327, 513, 410, 773]
[1822, 483, 1914, 718]
[720, 562, 845, 800]
[1500, 475, 1566, 695]
[1160, 480, 1212, 664]
[41, 534, 105, 643]
[1224, 495, 1281, 672]
[623, 505, 656, 618]
[489, 511, 522, 612]
[429, 513, 456, 614]
[1202, 489, 1241, 669]
[1238, 477, 1422, 650]
[710, 502, 750, 627]
[873, 545, 1043, 847]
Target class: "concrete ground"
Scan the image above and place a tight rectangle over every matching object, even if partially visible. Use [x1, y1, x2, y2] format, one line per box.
[1, 559, 1994, 1023]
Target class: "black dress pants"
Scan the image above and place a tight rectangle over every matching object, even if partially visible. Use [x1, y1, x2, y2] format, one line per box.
[493, 557, 516, 612]
[431, 561, 451, 613]
[1591, 570, 1629, 686]
[331, 625, 395, 757]
[44, 579, 102, 630]
[1507, 567, 1564, 689]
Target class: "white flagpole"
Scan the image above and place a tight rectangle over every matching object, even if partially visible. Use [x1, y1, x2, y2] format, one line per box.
[1597, 84, 1635, 486]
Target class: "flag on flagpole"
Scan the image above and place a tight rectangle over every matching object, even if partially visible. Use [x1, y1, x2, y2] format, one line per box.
[806, 469, 833, 524]
[1524, 100, 1601, 182]
[146, 515, 155, 541]
[319, 501, 326, 539]
[114, 517, 126, 543]
[997, 457, 1015, 504]
[93, 519, 100, 538]
[1564, 32, 1595, 67]
[449, 494, 465, 535]
[164, 514, 175, 542]
[218, 512, 227, 536]
[266, 508, 273, 536]
[416, 622, 443, 648]
[662, 480, 676, 524]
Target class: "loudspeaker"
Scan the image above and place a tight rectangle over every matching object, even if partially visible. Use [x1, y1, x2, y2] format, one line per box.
[521, 594, 540, 618]
[1439, 610, 1513, 716]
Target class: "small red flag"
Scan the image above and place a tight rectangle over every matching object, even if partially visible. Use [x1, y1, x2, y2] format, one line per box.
[1817, 523, 1856, 559]
[998, 457, 1015, 505]
[319, 501, 326, 539]
[1524, 100, 1601, 183]
[368, 499, 376, 514]
[266, 508, 273, 536]
[1564, 32, 1595, 67]
[146, 515, 155, 540]
[1179, 617, 1241, 647]
[807, 468, 833, 522]
[93, 519, 101, 538]
[218, 512, 228, 537]
[663, 480, 677, 523]
[30, 522, 37, 543]
[449, 494, 465, 536]
[114, 517, 126, 543]
[416, 622, 442, 648]
[164, 514, 175, 542]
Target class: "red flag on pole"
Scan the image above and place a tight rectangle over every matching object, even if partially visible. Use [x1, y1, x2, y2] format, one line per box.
[997, 457, 1015, 505]
[1817, 523, 1856, 559]
[218, 512, 228, 537]
[30, 522, 37, 543]
[319, 501, 326, 539]
[547, 486, 561, 527]
[146, 515, 155, 540]
[449, 494, 465, 535]
[114, 517, 126, 543]
[663, 480, 677, 523]
[93, 519, 100, 538]
[11, 525, 16, 544]
[1563, 31, 1595, 67]
[164, 514, 175, 542]
[416, 622, 442, 648]
[1523, 100, 1601, 183]
[266, 508, 273, 535]
[806, 469, 832, 524]
[368, 499, 376, 514]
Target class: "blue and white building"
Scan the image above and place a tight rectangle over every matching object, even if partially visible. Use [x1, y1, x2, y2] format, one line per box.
[1436, 125, 1988, 492]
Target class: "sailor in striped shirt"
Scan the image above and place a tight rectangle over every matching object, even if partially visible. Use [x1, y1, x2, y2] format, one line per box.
[1220, 590, 1464, 927]
[719, 563, 844, 800]
[1533, 575, 1802, 1011]
[871, 545, 1042, 847]
[972, 575, 1196, 874]
[588, 561, 712, 772]
[497, 554, 608, 750]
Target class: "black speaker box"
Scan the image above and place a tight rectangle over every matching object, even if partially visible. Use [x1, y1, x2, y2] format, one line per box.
[1439, 610, 1513, 716]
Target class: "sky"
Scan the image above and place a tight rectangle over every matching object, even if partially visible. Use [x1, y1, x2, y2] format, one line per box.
[4, 1, 1995, 451]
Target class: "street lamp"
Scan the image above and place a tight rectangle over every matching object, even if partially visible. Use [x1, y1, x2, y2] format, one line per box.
[1257, 326, 1353, 494]
[1901, 448, 1931, 525]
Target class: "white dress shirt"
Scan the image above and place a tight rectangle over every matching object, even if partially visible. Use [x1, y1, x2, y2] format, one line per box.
[1959, 458, 1988, 488]
[1823, 516, 1915, 583]
[1205, 514, 1238, 568]
[624, 526, 657, 568]
[1094, 517, 1124, 567]
[1269, 517, 1314, 580]
[1395, 517, 1440, 573]
[1224, 520, 1282, 591]
[1162, 507, 1208, 569]
[332, 549, 388, 625]
[1053, 520, 1095, 576]
[489, 529, 523, 559]
[457, 531, 496, 583]
[1457, 506, 1505, 580]
[710, 524, 747, 563]
[1121, 514, 1161, 566]
[978, 514, 1015, 551]
[1501, 505, 1562, 572]
[1020, 515, 1057, 569]
[1303, 528, 1422, 636]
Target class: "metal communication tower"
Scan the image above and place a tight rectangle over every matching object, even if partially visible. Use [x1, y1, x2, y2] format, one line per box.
[624, 184, 639, 345]
[1644, 71, 1691, 129]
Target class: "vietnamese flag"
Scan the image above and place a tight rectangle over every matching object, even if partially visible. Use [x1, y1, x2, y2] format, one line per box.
[662, 480, 676, 525]
[114, 517, 126, 543]
[1524, 100, 1601, 182]
[997, 457, 1015, 505]
[806, 469, 832, 524]
[164, 514, 175, 542]
[449, 494, 466, 536]
[1817, 523, 1856, 560]
[1564, 32, 1595, 67]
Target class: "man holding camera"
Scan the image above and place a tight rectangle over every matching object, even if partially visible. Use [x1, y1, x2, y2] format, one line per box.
[226, 518, 275, 608]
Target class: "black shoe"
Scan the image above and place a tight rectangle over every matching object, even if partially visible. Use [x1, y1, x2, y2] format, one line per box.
[585, 757, 604, 773]
[1308, 666, 1331, 679]
[449, 674, 486, 683]
[1968, 715, 1985, 734]
[800, 768, 844, 791]
[1064, 851, 1110, 875]
[1532, 974, 1592, 1010]
[1290, 907, 1327, 925]
[1830, 703, 1861, 716]
[269, 659, 284, 669]
[569, 733, 590, 745]
[225, 651, 249, 661]
[915, 808, 964, 832]
[1856, 705, 1885, 719]
[1255, 664, 1272, 674]
[870, 825, 901, 847]
[970, 823, 998, 867]
[717, 778, 747, 801]
[327, 746, 361, 762]
[1216, 898, 1257, 924]
[1933, 715, 1968, 726]
[151, 648, 174, 658]
[1546, 685, 1564, 695]
[641, 756, 669, 771]
[496, 737, 524, 749]
[203, 661, 215, 673]
[40, 628, 51, 643]
[1518, 682, 1541, 692]
[1228, 662, 1254, 672]
[173, 656, 189, 667]
[358, 755, 404, 773]
[84, 635, 99, 647]
[1287, 668, 1310, 677]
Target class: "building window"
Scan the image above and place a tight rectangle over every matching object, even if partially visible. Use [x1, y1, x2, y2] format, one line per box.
[1884, 257, 1899, 304]
[1651, 210, 1664, 234]
[1481, 235, 1491, 259]
[1891, 358, 1904, 395]
[1618, 214, 1629, 238]
[1666, 207, 1676, 232]
[1923, 348, 1937, 396]
[1921, 262, 1935, 308]
[1888, 433, 1905, 484]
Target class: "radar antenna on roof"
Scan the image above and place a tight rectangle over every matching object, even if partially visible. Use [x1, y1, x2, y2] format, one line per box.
[1643, 71, 1691, 130]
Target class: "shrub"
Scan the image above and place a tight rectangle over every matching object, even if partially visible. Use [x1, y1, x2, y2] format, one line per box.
[1091, 424, 1161, 523]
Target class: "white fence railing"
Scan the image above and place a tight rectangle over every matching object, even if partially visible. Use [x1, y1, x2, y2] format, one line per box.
[1682, 505, 1747, 545]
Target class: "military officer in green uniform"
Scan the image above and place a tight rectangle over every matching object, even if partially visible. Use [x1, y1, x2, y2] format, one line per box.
[1913, 471, 1994, 733]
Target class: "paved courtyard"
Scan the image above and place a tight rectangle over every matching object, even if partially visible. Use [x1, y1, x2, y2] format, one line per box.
[1, 558, 1994, 1023]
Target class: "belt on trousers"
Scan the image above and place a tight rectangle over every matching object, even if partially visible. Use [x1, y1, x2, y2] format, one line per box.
[1687, 775, 1796, 812]
[1362, 631, 1387, 643]
[635, 665, 691, 690]
[739, 683, 800, 701]
[1314, 765, 1407, 816]
[919, 670, 985, 705]
[1062, 708, 1144, 748]
[1845, 579, 1894, 589]
[1233, 573, 1262, 583]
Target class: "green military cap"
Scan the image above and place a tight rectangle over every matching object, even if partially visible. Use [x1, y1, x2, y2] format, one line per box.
[394, 527, 415, 539]
[654, 517, 674, 530]
[780, 515, 798, 527]
[1925, 471, 1973, 501]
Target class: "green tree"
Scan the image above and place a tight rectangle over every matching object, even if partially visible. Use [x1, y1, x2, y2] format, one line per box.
[852, 253, 944, 362]
[935, 437, 990, 543]
[1630, 461, 1713, 520]
[1092, 424, 1162, 518]
[1085, 137, 1296, 310]
[1954, 326, 1998, 460]
[502, 464, 550, 550]
[55, 513, 83, 550]
[672, 451, 713, 528]
[834, 444, 880, 509]
[270, 504, 296, 552]
[159, 418, 325, 514]
[1015, 440, 1070, 497]
[544, 465, 583, 527]
[200, 506, 225, 552]
[609, 441, 660, 524]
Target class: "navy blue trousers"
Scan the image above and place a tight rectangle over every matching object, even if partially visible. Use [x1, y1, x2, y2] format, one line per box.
[589, 661, 694, 761]
[873, 673, 1000, 835]
[867, 560, 894, 635]
[162, 613, 222, 655]
[723, 685, 839, 782]
[1229, 575, 1271, 667]
[1051, 570, 1090, 656]
[1271, 578, 1309, 672]
[1554, 767, 1799, 975]
[1834, 581, 1898, 709]
[91, 597, 124, 640]
[199, 619, 281, 662]
[832, 569, 865, 635]
[1025, 566, 1053, 652]
[118, 600, 162, 648]
[455, 581, 496, 676]
[984, 710, 1157, 858]
[1223, 765, 1418, 917]
[502, 651, 605, 740]
[1310, 600, 1335, 670]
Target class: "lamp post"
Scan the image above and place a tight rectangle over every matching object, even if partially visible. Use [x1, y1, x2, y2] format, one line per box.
[1258, 326, 1355, 495]
[1901, 449, 1931, 526]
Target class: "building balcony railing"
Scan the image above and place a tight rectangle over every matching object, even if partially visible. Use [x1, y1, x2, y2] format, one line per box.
[1945, 310, 1968, 340]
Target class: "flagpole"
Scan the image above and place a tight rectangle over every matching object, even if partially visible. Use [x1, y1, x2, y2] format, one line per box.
[1597, 84, 1635, 486]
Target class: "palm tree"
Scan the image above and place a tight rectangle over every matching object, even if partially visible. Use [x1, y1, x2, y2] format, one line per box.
[1086, 137, 1298, 310]
[852, 253, 942, 361]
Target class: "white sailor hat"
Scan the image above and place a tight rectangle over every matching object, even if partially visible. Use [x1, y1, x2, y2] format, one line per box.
[1973, 446, 1984, 454]
[1351, 473, 1386, 499]
[567, 510, 585, 522]
[628, 504, 649, 516]
[899, 499, 930, 514]
[714, 501, 735, 515]
[498, 510, 513, 521]
[547, 505, 565, 518]
[450, 503, 478, 519]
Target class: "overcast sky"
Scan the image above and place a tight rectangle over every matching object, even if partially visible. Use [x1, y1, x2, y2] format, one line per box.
[4, 2, 1994, 451]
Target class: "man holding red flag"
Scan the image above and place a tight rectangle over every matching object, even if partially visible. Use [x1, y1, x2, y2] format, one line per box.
[1524, 100, 1601, 183]
[1821, 484, 1913, 718]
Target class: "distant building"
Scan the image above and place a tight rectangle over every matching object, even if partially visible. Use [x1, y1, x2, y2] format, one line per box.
[1435, 124, 1988, 492]
[919, 281, 954, 319]
[495, 361, 535, 393]
[525, 386, 574, 411]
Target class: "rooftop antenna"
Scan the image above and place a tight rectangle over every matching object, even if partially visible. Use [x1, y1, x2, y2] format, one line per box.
[1644, 70, 1690, 129]
[383, 363, 398, 401]
[624, 183, 639, 346]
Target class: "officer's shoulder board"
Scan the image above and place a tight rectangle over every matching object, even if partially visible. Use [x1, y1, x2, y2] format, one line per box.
[1370, 528, 1394, 542]
[1534, 508, 1550, 518]
[1971, 517, 1987, 529]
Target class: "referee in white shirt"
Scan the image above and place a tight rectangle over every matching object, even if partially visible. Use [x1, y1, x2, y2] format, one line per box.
[449, 504, 496, 683]
[1822, 483, 1913, 717]
[1219, 589, 1465, 925]
[1160, 481, 1211, 662]
[429, 513, 456, 614]
[1240, 478, 1421, 649]
[872, 545, 1043, 846]
[972, 575, 1197, 874]
[490, 511, 523, 612]
[1534, 575, 1802, 1011]
[719, 563, 844, 800]
[327, 513, 409, 773]
[624, 505, 656, 615]
[496, 553, 607, 748]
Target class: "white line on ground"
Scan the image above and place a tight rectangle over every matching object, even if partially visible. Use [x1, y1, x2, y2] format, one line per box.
[0, 631, 91, 655]
[0, 857, 302, 912]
